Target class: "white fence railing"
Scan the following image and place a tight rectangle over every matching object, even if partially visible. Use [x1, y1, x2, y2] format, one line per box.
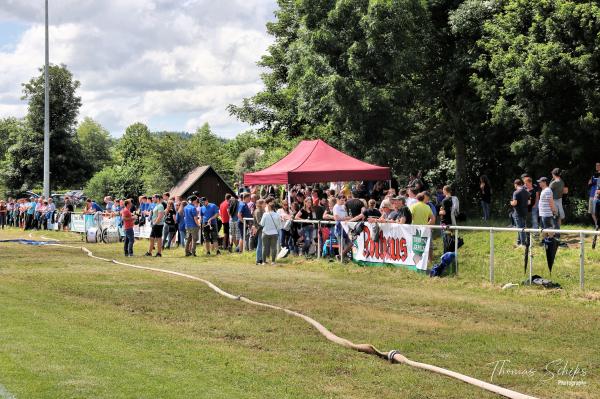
[243, 217, 600, 290]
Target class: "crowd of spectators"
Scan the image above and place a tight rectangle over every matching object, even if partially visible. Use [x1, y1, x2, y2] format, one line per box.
[2, 163, 600, 261]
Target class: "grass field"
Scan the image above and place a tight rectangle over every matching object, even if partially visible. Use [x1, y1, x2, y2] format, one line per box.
[0, 225, 599, 399]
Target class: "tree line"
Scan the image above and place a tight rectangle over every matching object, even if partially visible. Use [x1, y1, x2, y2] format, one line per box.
[0, 65, 271, 201]
[1, 0, 599, 220]
[229, 0, 600, 215]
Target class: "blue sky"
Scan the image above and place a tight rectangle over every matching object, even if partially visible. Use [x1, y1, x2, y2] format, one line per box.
[0, 20, 27, 51]
[0, 1, 276, 138]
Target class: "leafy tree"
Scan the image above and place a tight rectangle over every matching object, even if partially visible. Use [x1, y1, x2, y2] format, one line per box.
[473, 0, 600, 195]
[3, 64, 89, 191]
[235, 148, 265, 181]
[76, 117, 114, 174]
[115, 122, 154, 165]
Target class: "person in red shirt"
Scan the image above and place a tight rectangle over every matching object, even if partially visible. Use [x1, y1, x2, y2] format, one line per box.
[219, 193, 232, 251]
[121, 199, 135, 256]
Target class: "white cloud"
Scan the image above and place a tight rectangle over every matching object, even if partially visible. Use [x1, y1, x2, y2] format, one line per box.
[0, 0, 276, 137]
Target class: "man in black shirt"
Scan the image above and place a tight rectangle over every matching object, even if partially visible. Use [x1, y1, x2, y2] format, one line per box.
[439, 186, 453, 226]
[346, 196, 366, 222]
[510, 178, 530, 247]
[389, 197, 412, 224]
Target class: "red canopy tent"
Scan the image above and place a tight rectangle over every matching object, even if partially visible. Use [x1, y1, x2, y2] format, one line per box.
[244, 139, 390, 185]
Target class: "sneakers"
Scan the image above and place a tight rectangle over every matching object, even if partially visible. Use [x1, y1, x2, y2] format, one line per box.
[216, 250, 221, 255]
[144, 252, 152, 257]
[185, 252, 191, 257]
[206, 252, 211, 256]
[154, 253, 162, 257]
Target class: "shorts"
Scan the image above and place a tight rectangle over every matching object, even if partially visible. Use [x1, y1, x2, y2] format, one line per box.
[150, 224, 164, 238]
[555, 198, 565, 219]
[589, 198, 596, 214]
[222, 221, 230, 236]
[203, 224, 218, 243]
[229, 221, 240, 243]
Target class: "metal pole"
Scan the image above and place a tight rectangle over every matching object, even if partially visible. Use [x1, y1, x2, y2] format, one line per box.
[454, 228, 459, 276]
[43, 0, 50, 198]
[338, 224, 343, 263]
[529, 233, 533, 280]
[317, 221, 321, 259]
[242, 218, 246, 253]
[580, 232, 585, 290]
[489, 229, 494, 284]
[528, 232, 533, 285]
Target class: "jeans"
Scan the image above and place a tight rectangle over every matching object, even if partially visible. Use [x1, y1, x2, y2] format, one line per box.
[162, 224, 170, 247]
[178, 225, 186, 247]
[530, 207, 539, 230]
[124, 228, 134, 255]
[301, 225, 314, 255]
[255, 233, 263, 263]
[481, 201, 491, 221]
[541, 216, 555, 230]
[513, 212, 527, 245]
[262, 233, 278, 262]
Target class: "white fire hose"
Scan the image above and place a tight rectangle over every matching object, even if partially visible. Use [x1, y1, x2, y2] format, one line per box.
[34, 238, 539, 399]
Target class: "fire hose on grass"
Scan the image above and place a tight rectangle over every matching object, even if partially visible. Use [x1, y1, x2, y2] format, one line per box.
[29, 237, 539, 399]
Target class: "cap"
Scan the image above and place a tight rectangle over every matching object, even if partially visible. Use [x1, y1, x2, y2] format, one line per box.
[199, 197, 207, 202]
[537, 177, 549, 184]
[551, 168, 561, 176]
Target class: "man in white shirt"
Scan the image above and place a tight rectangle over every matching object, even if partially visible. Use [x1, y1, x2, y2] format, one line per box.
[537, 177, 556, 237]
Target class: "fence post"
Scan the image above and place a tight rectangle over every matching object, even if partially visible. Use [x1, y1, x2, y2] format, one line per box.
[528, 234, 533, 285]
[338, 223, 343, 263]
[529, 232, 533, 280]
[242, 218, 246, 253]
[489, 229, 494, 284]
[317, 221, 321, 259]
[454, 228, 459, 276]
[580, 232, 585, 290]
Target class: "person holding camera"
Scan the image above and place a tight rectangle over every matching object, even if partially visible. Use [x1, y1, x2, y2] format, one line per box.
[200, 197, 220, 255]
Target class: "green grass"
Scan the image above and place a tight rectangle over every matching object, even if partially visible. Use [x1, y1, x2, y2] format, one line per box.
[0, 225, 599, 399]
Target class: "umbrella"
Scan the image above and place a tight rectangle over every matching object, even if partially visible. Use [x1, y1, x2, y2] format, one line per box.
[523, 233, 530, 274]
[543, 236, 559, 274]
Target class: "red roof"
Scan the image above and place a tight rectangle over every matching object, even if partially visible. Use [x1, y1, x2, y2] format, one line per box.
[244, 139, 390, 185]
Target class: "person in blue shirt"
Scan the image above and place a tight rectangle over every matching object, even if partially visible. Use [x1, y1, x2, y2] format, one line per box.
[184, 196, 200, 256]
[200, 197, 220, 255]
[85, 199, 104, 214]
[237, 193, 252, 251]
[25, 198, 36, 230]
[588, 162, 600, 226]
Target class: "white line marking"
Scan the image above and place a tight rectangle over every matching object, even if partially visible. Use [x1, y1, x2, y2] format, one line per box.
[0, 384, 16, 399]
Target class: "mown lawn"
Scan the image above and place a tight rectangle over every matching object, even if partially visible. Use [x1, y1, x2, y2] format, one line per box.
[0, 225, 599, 399]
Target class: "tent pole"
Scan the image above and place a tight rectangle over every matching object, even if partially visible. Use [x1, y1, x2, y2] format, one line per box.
[286, 184, 291, 208]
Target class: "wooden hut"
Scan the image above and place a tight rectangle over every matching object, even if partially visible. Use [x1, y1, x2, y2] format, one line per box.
[169, 166, 234, 204]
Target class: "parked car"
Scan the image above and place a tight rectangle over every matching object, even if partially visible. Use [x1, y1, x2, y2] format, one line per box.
[14, 190, 40, 200]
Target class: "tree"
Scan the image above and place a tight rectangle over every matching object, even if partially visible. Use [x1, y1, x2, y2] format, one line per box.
[76, 117, 113, 174]
[230, 0, 434, 175]
[3, 64, 89, 191]
[473, 0, 600, 195]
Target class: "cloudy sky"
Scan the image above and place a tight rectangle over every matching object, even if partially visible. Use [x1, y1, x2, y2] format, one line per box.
[0, 0, 277, 138]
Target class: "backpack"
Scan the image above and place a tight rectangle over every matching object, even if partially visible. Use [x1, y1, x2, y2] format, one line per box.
[228, 198, 239, 218]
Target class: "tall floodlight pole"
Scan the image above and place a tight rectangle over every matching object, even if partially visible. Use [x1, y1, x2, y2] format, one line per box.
[43, 0, 50, 198]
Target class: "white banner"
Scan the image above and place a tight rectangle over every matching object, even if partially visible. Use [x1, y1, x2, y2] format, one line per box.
[342, 222, 431, 271]
[70, 214, 86, 233]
